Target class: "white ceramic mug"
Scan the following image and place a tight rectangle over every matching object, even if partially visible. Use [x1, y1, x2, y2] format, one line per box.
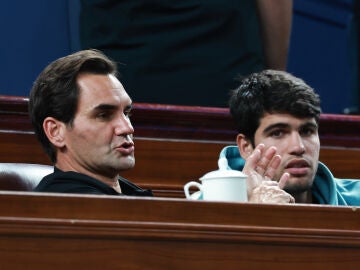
[184, 158, 248, 202]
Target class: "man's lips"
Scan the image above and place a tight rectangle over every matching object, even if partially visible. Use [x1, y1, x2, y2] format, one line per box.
[115, 142, 134, 155]
[284, 159, 310, 175]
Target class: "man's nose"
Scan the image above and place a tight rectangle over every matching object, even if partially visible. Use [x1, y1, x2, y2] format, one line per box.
[114, 115, 134, 136]
[289, 132, 305, 155]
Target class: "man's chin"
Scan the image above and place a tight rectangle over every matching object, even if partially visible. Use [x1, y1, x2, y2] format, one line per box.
[284, 176, 312, 194]
[119, 156, 135, 170]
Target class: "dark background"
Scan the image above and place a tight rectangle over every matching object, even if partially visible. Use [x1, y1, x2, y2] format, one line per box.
[0, 0, 358, 114]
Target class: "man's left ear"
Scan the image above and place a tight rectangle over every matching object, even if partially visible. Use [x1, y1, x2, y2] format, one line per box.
[43, 117, 66, 148]
[236, 134, 254, 160]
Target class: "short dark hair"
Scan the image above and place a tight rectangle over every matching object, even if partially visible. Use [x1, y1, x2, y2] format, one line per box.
[229, 70, 321, 145]
[29, 49, 117, 163]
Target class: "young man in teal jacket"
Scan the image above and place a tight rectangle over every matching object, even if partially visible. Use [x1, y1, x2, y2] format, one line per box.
[220, 70, 360, 205]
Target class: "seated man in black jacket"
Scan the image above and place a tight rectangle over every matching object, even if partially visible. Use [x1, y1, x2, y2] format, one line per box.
[29, 49, 152, 196]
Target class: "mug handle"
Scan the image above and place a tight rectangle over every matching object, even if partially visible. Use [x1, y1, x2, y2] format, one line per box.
[184, 181, 203, 199]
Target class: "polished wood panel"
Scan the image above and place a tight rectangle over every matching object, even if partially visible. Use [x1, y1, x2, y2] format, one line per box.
[2, 94, 360, 146]
[320, 147, 360, 178]
[0, 191, 359, 269]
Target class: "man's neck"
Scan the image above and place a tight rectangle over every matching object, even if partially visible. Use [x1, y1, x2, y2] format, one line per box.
[102, 177, 122, 194]
[55, 162, 122, 194]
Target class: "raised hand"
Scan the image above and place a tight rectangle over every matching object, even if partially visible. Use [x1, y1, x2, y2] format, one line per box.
[242, 143, 295, 204]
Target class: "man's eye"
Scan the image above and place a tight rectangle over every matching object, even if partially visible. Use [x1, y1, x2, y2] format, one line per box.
[269, 130, 284, 138]
[301, 128, 316, 136]
[97, 112, 111, 120]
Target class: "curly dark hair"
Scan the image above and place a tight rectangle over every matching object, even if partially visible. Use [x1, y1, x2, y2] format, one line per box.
[229, 70, 321, 145]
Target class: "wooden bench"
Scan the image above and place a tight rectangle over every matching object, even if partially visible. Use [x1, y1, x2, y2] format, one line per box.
[0, 191, 359, 269]
[1, 95, 360, 197]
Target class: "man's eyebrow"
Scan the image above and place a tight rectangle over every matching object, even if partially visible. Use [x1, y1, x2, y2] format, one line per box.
[262, 121, 318, 134]
[92, 103, 133, 112]
[262, 123, 289, 134]
[301, 122, 318, 129]
[92, 104, 118, 112]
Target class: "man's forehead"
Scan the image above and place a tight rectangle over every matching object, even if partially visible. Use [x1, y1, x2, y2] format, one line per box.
[76, 73, 131, 110]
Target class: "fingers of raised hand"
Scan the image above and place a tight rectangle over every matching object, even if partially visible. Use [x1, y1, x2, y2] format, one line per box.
[263, 154, 281, 179]
[278, 172, 290, 189]
[249, 145, 279, 178]
[242, 144, 264, 175]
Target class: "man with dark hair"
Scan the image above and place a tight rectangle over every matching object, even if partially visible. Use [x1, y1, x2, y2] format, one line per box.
[219, 69, 360, 205]
[29, 49, 152, 196]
